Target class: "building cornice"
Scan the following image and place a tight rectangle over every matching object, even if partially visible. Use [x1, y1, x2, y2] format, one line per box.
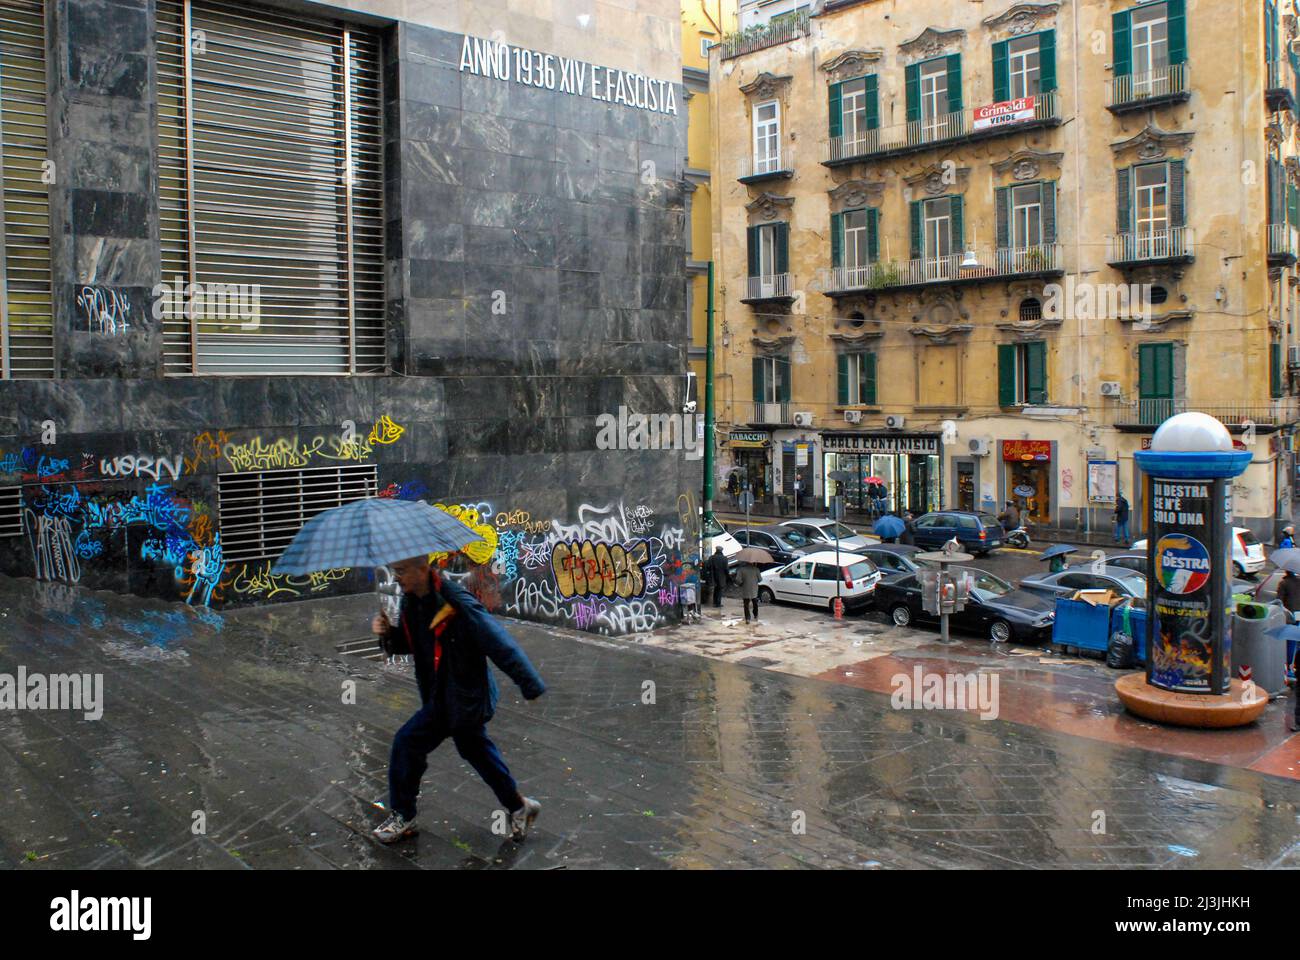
[683, 166, 711, 182]
[981, 2, 1061, 34]
[682, 65, 710, 90]
[828, 178, 886, 210]
[904, 163, 972, 195]
[991, 148, 1065, 179]
[745, 192, 796, 221]
[908, 324, 973, 343]
[738, 71, 794, 100]
[898, 26, 965, 62]
[1109, 123, 1194, 159]
[820, 48, 885, 81]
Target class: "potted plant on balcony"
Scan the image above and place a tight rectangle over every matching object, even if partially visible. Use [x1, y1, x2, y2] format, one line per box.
[1023, 246, 1050, 272]
[867, 260, 900, 289]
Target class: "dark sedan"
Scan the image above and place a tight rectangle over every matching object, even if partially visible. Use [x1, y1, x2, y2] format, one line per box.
[875, 567, 1056, 644]
[731, 524, 818, 569]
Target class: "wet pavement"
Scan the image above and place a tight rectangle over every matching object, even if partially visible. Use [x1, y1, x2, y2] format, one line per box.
[2, 575, 1299, 869]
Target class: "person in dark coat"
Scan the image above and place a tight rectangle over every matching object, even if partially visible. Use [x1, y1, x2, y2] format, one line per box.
[371, 556, 546, 843]
[900, 511, 916, 546]
[738, 561, 760, 623]
[1114, 492, 1131, 545]
[707, 545, 730, 608]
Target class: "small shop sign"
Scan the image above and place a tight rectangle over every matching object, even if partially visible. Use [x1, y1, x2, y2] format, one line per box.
[1002, 439, 1050, 462]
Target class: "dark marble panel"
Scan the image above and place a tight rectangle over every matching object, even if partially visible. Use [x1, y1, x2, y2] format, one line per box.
[70, 190, 152, 240]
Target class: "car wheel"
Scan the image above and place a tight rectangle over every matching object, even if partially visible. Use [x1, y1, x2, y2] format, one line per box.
[890, 604, 912, 627]
[990, 620, 1012, 643]
[758, 587, 775, 604]
[1233, 562, 1245, 578]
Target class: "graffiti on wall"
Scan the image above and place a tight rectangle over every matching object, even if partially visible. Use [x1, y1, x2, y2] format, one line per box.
[77, 286, 131, 336]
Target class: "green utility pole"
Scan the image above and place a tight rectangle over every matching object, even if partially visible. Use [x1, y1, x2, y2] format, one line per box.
[702, 260, 722, 554]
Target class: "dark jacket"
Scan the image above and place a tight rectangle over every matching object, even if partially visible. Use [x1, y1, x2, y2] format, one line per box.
[900, 518, 916, 546]
[383, 570, 545, 728]
[1279, 574, 1300, 615]
[1115, 497, 1130, 522]
[707, 551, 730, 589]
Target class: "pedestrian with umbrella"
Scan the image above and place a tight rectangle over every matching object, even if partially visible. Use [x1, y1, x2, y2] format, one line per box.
[874, 513, 905, 544]
[734, 546, 772, 623]
[273, 498, 547, 845]
[1039, 543, 1076, 574]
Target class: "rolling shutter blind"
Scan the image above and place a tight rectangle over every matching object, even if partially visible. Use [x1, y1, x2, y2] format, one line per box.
[158, 0, 385, 375]
[0, 0, 53, 379]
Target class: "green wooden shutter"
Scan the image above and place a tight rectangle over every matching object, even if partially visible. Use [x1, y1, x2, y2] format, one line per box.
[777, 356, 791, 403]
[992, 40, 1009, 102]
[1272, 343, 1284, 398]
[1139, 343, 1173, 399]
[747, 225, 759, 277]
[998, 344, 1017, 406]
[1039, 30, 1057, 93]
[774, 222, 789, 274]
[1168, 159, 1186, 227]
[950, 195, 964, 249]
[753, 356, 765, 404]
[830, 212, 843, 268]
[867, 207, 879, 262]
[1116, 166, 1132, 233]
[1267, 0, 1278, 65]
[995, 186, 1010, 248]
[1042, 181, 1057, 243]
[1113, 10, 1132, 78]
[909, 200, 922, 259]
[1167, 0, 1187, 66]
[837, 353, 849, 405]
[946, 54, 963, 113]
[1288, 181, 1298, 226]
[1026, 341, 1047, 405]
[905, 63, 920, 123]
[1269, 159, 1281, 223]
[864, 74, 879, 128]
[828, 81, 843, 139]
[863, 352, 877, 405]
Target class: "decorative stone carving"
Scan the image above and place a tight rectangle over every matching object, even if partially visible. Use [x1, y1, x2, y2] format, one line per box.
[992, 149, 1064, 182]
[982, 2, 1061, 35]
[995, 316, 1063, 338]
[745, 192, 795, 223]
[904, 163, 970, 196]
[820, 49, 884, 81]
[739, 71, 793, 101]
[1286, 13, 1297, 41]
[750, 333, 796, 353]
[1110, 124, 1194, 159]
[908, 323, 974, 344]
[1117, 310, 1194, 331]
[898, 26, 965, 61]
[828, 179, 885, 211]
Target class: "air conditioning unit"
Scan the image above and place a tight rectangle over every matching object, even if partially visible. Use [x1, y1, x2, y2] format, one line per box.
[844, 409, 863, 424]
[968, 437, 990, 456]
[884, 414, 906, 430]
[793, 411, 814, 427]
[1289, 345, 1300, 368]
[1099, 381, 1122, 397]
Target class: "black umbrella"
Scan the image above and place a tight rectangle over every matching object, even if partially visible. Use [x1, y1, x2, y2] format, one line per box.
[1039, 544, 1078, 561]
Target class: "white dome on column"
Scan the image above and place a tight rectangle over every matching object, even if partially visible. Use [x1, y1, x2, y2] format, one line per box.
[1150, 412, 1234, 453]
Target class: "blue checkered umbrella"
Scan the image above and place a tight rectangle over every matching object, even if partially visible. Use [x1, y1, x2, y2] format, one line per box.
[271, 498, 486, 574]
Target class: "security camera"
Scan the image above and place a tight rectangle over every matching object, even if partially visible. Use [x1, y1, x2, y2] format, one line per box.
[682, 400, 697, 414]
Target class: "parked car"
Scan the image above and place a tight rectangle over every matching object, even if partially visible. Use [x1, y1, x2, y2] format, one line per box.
[731, 524, 817, 569]
[874, 567, 1056, 644]
[1019, 564, 1148, 602]
[703, 514, 743, 576]
[1131, 527, 1266, 578]
[910, 511, 1004, 555]
[779, 518, 873, 553]
[757, 551, 882, 612]
[858, 543, 931, 583]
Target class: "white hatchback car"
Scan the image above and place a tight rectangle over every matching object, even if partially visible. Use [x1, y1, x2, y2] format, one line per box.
[757, 550, 881, 612]
[1131, 526, 1266, 578]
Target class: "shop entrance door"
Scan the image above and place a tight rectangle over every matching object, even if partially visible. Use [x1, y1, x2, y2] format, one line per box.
[907, 455, 931, 514]
[956, 461, 975, 511]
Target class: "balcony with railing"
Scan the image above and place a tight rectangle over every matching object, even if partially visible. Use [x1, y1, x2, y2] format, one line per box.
[742, 273, 794, 303]
[746, 401, 794, 425]
[737, 148, 795, 184]
[819, 243, 1063, 295]
[1113, 399, 1299, 431]
[1106, 226, 1194, 267]
[1266, 60, 1298, 113]
[720, 9, 811, 60]
[1269, 223, 1299, 265]
[1106, 64, 1191, 112]
[821, 93, 1059, 166]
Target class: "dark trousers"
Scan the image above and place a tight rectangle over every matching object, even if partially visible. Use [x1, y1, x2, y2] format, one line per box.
[711, 579, 724, 606]
[743, 597, 758, 621]
[388, 702, 520, 820]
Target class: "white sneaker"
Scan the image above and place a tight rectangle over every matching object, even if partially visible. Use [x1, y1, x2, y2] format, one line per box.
[373, 811, 418, 843]
[510, 797, 541, 840]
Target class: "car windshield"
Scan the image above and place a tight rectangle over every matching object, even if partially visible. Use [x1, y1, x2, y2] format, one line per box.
[779, 528, 812, 547]
[964, 570, 1012, 601]
[702, 516, 725, 538]
[1116, 573, 1147, 596]
[823, 522, 859, 539]
[1238, 530, 1261, 547]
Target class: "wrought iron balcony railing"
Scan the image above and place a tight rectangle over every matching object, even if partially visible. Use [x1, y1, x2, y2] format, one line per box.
[1112, 400, 1298, 428]
[819, 243, 1062, 294]
[737, 148, 794, 182]
[1269, 222, 1299, 262]
[1106, 64, 1191, 111]
[719, 10, 811, 60]
[1106, 226, 1194, 265]
[743, 273, 793, 301]
[746, 401, 793, 425]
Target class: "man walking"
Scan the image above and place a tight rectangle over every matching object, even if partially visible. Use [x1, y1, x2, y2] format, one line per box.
[707, 545, 730, 609]
[1114, 492, 1131, 545]
[738, 561, 760, 624]
[371, 555, 546, 843]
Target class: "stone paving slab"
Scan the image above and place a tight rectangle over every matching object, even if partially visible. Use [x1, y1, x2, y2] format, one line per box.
[0, 576, 1298, 869]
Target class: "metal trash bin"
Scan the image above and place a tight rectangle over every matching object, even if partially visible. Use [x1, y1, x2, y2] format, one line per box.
[1231, 601, 1288, 695]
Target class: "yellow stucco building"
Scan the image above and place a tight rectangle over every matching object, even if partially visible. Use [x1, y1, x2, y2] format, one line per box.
[709, 0, 1300, 544]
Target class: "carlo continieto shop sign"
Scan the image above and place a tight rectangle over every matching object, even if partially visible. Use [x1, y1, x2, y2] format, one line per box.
[823, 434, 939, 455]
[459, 35, 679, 115]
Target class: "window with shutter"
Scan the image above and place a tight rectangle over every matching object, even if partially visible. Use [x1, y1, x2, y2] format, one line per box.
[1025, 341, 1047, 404]
[158, 0, 385, 375]
[837, 353, 849, 405]
[909, 201, 922, 259]
[747, 225, 760, 277]
[1112, 10, 1132, 77]
[998, 344, 1017, 406]
[828, 81, 843, 139]
[830, 213, 843, 268]
[1116, 167, 1133, 233]
[1272, 342, 1284, 398]
[774, 222, 789, 275]
[776, 356, 791, 403]
[946, 54, 963, 113]
[0, 0, 53, 379]
[862, 352, 877, 404]
[992, 40, 1009, 102]
[867, 208, 880, 263]
[995, 186, 1010, 249]
[1038, 30, 1056, 92]
[905, 63, 920, 123]
[1138, 343, 1174, 399]
[753, 356, 766, 404]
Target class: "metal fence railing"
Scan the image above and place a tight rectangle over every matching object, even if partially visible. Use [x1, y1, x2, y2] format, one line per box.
[1106, 63, 1190, 108]
[720, 10, 811, 60]
[745, 274, 792, 300]
[1106, 226, 1195, 264]
[820, 243, 1062, 292]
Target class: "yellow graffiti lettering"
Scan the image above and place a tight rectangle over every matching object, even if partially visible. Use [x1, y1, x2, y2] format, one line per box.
[551, 539, 648, 599]
[429, 503, 497, 566]
[368, 414, 404, 446]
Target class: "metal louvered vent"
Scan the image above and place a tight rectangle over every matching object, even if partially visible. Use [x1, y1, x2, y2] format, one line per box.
[217, 464, 377, 563]
[158, 0, 385, 375]
[0, 485, 20, 537]
[0, 0, 53, 379]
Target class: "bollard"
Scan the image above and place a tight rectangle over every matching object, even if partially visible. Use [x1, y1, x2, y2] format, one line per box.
[833, 597, 843, 620]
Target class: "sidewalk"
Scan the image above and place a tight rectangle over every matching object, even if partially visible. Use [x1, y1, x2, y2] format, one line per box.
[2, 576, 1298, 869]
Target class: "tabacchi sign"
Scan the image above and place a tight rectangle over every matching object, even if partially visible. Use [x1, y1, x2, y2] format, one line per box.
[459, 35, 679, 115]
